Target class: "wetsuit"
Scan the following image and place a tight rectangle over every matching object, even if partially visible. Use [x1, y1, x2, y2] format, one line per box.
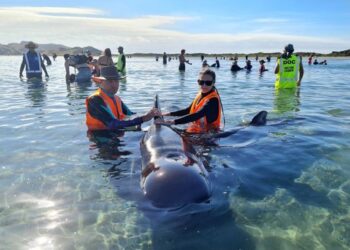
[245, 64, 252, 71]
[231, 64, 243, 72]
[87, 92, 140, 130]
[170, 89, 219, 125]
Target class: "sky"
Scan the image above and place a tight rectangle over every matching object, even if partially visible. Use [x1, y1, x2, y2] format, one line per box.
[0, 0, 349, 53]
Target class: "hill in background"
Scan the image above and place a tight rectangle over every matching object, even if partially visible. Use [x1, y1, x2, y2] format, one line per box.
[0, 41, 101, 56]
[0, 41, 349, 57]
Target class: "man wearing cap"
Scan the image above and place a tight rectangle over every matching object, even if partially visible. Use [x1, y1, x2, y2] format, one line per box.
[19, 41, 49, 80]
[274, 44, 304, 88]
[86, 66, 159, 130]
[115, 46, 126, 75]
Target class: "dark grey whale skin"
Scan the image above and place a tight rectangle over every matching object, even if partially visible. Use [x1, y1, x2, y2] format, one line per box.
[140, 96, 211, 208]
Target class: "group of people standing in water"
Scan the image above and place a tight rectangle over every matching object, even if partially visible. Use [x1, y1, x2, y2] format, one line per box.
[19, 41, 304, 134]
[85, 43, 303, 134]
[308, 55, 327, 65]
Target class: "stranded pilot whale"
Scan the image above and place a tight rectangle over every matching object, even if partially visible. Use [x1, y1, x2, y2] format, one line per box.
[140, 95, 211, 208]
[140, 95, 268, 208]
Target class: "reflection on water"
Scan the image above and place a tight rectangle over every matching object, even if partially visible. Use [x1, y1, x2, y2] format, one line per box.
[119, 77, 127, 93]
[1, 56, 350, 249]
[25, 80, 47, 107]
[273, 88, 300, 114]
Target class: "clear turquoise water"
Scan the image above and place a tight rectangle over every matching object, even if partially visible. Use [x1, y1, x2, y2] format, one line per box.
[0, 56, 350, 250]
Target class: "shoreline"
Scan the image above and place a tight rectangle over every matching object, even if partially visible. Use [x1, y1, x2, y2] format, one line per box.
[1, 55, 349, 59]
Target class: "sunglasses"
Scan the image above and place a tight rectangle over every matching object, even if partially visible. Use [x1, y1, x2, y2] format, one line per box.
[197, 80, 213, 86]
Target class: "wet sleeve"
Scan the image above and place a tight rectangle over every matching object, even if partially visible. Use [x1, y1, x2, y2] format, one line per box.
[122, 55, 126, 70]
[121, 101, 136, 116]
[169, 103, 193, 116]
[87, 95, 143, 129]
[174, 98, 219, 125]
[20, 56, 25, 74]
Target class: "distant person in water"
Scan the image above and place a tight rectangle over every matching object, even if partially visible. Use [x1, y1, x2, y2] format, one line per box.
[244, 60, 252, 71]
[155, 56, 159, 62]
[231, 60, 243, 72]
[308, 55, 313, 65]
[86, 66, 160, 131]
[319, 60, 327, 65]
[274, 44, 304, 88]
[19, 41, 49, 80]
[64, 54, 71, 83]
[201, 54, 204, 61]
[211, 57, 220, 68]
[245, 55, 248, 61]
[156, 68, 223, 133]
[163, 52, 167, 64]
[179, 49, 192, 71]
[255, 55, 259, 61]
[42, 53, 52, 66]
[259, 60, 268, 73]
[313, 59, 319, 65]
[266, 55, 271, 62]
[66, 54, 91, 83]
[116, 46, 126, 75]
[52, 53, 57, 61]
[202, 60, 209, 67]
[98, 48, 114, 69]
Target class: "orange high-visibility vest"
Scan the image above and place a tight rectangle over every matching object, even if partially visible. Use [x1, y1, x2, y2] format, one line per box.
[86, 88, 126, 130]
[187, 90, 222, 133]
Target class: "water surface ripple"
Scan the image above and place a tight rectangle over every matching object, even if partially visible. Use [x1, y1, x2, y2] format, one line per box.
[1, 56, 350, 250]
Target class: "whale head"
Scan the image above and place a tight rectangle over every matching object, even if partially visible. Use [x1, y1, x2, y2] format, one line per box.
[142, 156, 211, 208]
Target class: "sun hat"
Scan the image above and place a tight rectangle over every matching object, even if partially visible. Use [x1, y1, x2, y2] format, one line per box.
[95, 66, 120, 81]
[25, 41, 38, 49]
[284, 44, 294, 53]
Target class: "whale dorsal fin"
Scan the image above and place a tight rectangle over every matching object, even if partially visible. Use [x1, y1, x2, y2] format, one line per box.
[250, 111, 268, 126]
[154, 94, 164, 122]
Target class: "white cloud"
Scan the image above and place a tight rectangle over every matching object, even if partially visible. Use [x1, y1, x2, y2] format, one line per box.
[0, 6, 348, 53]
[253, 18, 289, 24]
[0, 6, 104, 15]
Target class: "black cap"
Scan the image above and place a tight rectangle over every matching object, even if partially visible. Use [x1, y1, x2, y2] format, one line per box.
[284, 44, 294, 53]
[96, 66, 120, 80]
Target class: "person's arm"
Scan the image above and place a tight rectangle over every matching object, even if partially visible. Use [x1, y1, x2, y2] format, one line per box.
[121, 55, 126, 71]
[298, 56, 304, 86]
[40, 56, 49, 77]
[174, 98, 219, 125]
[274, 58, 280, 74]
[109, 57, 114, 66]
[19, 55, 25, 78]
[185, 57, 192, 65]
[64, 61, 70, 83]
[167, 103, 193, 116]
[87, 95, 144, 129]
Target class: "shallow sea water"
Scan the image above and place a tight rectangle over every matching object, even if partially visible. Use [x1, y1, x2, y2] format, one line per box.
[0, 56, 350, 250]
